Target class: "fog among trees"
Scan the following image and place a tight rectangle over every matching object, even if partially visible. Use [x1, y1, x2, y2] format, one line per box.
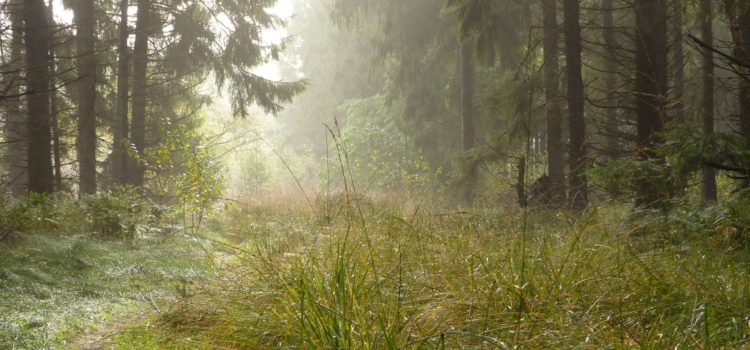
[1, 0, 750, 348]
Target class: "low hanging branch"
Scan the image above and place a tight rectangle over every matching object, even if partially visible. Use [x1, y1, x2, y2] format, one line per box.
[688, 34, 750, 74]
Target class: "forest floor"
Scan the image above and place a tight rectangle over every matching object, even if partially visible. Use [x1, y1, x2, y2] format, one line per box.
[3, 200, 750, 349]
[0, 231, 215, 349]
[107, 201, 750, 349]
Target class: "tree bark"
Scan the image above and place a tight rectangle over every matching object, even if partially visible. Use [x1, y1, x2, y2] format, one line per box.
[722, 1, 750, 186]
[543, 0, 565, 205]
[672, 1, 684, 123]
[460, 41, 477, 203]
[24, 0, 54, 194]
[129, 0, 149, 187]
[563, 0, 588, 209]
[112, 0, 129, 185]
[634, 0, 668, 207]
[4, 0, 27, 196]
[739, 7, 750, 186]
[49, 0, 62, 191]
[701, 0, 717, 203]
[74, 0, 97, 195]
[602, 0, 618, 155]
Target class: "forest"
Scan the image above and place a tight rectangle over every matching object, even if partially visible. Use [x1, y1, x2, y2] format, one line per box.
[1, 0, 750, 348]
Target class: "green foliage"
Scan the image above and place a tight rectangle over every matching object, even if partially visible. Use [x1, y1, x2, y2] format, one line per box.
[82, 187, 153, 240]
[0, 190, 154, 240]
[147, 123, 224, 231]
[592, 125, 750, 207]
[592, 157, 678, 206]
[0, 193, 57, 232]
[332, 95, 438, 193]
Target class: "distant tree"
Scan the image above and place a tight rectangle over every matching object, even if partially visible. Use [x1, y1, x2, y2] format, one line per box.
[128, 0, 148, 186]
[701, 0, 717, 203]
[460, 41, 477, 203]
[564, 0, 587, 209]
[111, 0, 129, 185]
[671, 1, 684, 123]
[542, 0, 565, 205]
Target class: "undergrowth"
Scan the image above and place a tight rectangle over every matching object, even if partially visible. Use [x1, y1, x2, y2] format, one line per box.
[0, 191, 216, 349]
[111, 201, 750, 349]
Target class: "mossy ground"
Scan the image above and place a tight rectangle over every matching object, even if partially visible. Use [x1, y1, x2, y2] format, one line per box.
[0, 232, 214, 349]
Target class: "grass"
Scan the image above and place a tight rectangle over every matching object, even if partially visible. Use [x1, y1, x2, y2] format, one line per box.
[0, 231, 214, 349]
[109, 201, 750, 349]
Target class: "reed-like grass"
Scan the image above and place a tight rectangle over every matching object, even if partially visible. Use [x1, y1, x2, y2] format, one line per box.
[112, 201, 750, 349]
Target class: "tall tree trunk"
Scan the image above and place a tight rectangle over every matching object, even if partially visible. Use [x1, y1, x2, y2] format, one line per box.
[602, 0, 618, 156]
[129, 0, 148, 187]
[543, 0, 565, 205]
[701, 0, 717, 203]
[112, 0, 129, 185]
[723, 1, 750, 186]
[49, 0, 62, 191]
[25, 0, 53, 194]
[460, 41, 477, 203]
[564, 0, 588, 209]
[739, 7, 750, 186]
[74, 0, 97, 195]
[4, 0, 27, 196]
[672, 1, 684, 123]
[634, 0, 668, 207]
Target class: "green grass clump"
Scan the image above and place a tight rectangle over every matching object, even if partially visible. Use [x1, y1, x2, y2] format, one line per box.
[111, 202, 750, 349]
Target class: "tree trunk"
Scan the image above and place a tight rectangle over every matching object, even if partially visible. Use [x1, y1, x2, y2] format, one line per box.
[516, 156, 527, 207]
[672, 1, 684, 123]
[602, 0, 618, 156]
[49, 0, 62, 191]
[129, 0, 149, 187]
[543, 0, 565, 205]
[4, 0, 27, 196]
[460, 41, 477, 203]
[112, 0, 129, 185]
[74, 0, 97, 195]
[700, 0, 717, 203]
[24, 0, 53, 194]
[563, 0, 588, 209]
[739, 7, 750, 186]
[634, 0, 668, 207]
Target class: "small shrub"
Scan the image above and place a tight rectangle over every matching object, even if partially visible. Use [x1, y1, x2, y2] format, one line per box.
[83, 187, 152, 240]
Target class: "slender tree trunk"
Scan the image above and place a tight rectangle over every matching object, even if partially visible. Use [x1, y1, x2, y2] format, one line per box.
[634, 0, 668, 207]
[672, 1, 684, 123]
[129, 0, 149, 187]
[5, 0, 27, 196]
[701, 0, 717, 203]
[74, 0, 97, 195]
[564, 0, 588, 209]
[112, 0, 129, 185]
[543, 0, 565, 205]
[460, 41, 477, 203]
[25, 0, 53, 194]
[49, 0, 62, 191]
[603, 0, 618, 155]
[516, 156, 527, 207]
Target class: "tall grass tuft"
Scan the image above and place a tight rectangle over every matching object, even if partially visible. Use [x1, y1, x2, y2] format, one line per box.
[112, 200, 750, 349]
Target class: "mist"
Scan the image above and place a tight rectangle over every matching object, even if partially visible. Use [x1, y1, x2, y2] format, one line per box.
[0, 0, 749, 348]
